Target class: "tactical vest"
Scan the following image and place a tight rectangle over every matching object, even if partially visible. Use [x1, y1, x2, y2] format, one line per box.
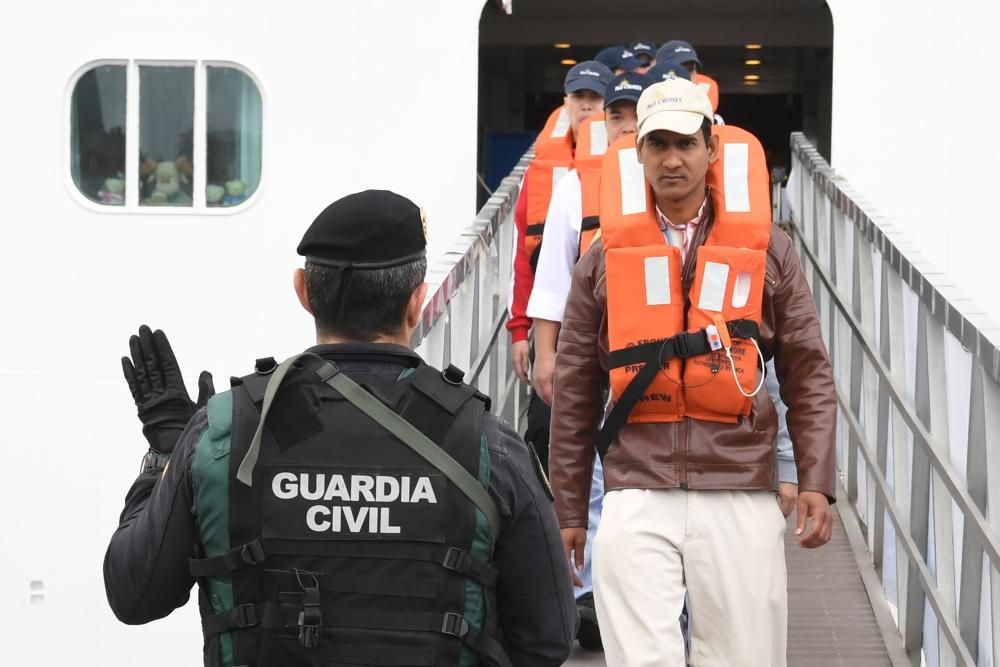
[596, 125, 771, 457]
[525, 106, 575, 270]
[693, 73, 720, 114]
[189, 352, 509, 667]
[574, 116, 608, 258]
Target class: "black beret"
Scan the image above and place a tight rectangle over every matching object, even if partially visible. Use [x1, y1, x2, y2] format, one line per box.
[297, 190, 427, 268]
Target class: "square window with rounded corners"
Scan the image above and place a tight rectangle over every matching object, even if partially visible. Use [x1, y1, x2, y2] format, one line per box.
[69, 61, 262, 213]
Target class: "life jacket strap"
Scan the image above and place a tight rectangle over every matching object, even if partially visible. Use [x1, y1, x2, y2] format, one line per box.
[597, 319, 760, 459]
[525, 223, 545, 237]
[189, 538, 266, 578]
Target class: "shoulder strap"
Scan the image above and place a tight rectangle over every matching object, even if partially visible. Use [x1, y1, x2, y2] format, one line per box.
[235, 353, 501, 538]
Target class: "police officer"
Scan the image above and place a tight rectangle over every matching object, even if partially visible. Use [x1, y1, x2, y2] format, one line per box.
[104, 190, 577, 667]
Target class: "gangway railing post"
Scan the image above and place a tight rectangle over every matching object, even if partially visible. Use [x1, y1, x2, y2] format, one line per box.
[787, 132, 1000, 667]
[412, 151, 531, 432]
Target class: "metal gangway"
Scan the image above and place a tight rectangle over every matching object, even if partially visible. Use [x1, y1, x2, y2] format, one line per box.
[410, 134, 1000, 666]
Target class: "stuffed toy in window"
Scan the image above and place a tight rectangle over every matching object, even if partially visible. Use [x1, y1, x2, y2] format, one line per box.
[145, 161, 192, 205]
[223, 179, 248, 206]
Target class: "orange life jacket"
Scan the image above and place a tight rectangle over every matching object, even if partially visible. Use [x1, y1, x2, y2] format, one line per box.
[524, 106, 575, 270]
[693, 73, 720, 114]
[574, 116, 609, 258]
[596, 124, 771, 454]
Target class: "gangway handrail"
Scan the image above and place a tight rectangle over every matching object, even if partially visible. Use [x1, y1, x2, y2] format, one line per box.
[785, 132, 1000, 666]
[409, 149, 533, 429]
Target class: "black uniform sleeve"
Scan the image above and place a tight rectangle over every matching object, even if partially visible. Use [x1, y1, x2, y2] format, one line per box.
[485, 415, 577, 666]
[103, 410, 208, 624]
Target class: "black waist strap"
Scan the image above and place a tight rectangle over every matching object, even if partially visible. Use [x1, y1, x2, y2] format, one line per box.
[596, 320, 760, 459]
[580, 215, 599, 232]
[203, 603, 260, 638]
[190, 538, 266, 577]
[526, 223, 545, 237]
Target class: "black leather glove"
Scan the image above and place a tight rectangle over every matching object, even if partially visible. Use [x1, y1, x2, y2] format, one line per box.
[121, 325, 215, 455]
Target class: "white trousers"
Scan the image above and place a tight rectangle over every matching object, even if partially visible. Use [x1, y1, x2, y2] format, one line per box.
[593, 488, 788, 667]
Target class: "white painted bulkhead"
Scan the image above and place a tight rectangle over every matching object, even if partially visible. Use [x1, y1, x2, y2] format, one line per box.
[0, 2, 482, 664]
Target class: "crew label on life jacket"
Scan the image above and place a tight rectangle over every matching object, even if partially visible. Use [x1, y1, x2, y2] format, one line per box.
[262, 466, 448, 543]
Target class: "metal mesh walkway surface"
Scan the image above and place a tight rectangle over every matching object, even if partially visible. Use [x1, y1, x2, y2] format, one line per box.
[563, 506, 899, 666]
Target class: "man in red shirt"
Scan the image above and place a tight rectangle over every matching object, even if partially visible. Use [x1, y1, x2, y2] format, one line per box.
[507, 60, 611, 474]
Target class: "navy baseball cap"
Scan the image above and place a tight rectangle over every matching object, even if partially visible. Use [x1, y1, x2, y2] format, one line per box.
[564, 61, 613, 95]
[604, 72, 654, 108]
[630, 40, 657, 59]
[595, 46, 643, 72]
[595, 45, 626, 70]
[647, 61, 692, 82]
[656, 40, 702, 67]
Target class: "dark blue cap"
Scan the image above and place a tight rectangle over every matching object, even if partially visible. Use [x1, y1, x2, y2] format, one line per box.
[630, 40, 657, 58]
[603, 72, 654, 108]
[595, 45, 626, 71]
[594, 45, 644, 72]
[564, 60, 613, 95]
[656, 40, 702, 67]
[646, 60, 692, 82]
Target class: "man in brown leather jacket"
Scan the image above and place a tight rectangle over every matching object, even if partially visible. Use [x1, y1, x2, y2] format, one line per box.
[549, 78, 837, 666]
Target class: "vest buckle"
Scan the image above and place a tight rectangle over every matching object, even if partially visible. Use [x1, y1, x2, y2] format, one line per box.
[240, 539, 266, 565]
[673, 332, 693, 359]
[441, 612, 469, 638]
[297, 610, 321, 648]
[442, 547, 468, 572]
[294, 569, 322, 648]
[235, 603, 258, 628]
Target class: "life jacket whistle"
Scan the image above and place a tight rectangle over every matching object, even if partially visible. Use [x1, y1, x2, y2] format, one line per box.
[525, 106, 575, 270]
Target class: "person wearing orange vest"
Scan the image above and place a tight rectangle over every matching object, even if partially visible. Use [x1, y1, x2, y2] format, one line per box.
[549, 78, 837, 664]
[508, 61, 611, 482]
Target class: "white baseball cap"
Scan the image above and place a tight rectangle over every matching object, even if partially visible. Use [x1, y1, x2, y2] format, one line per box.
[636, 79, 713, 141]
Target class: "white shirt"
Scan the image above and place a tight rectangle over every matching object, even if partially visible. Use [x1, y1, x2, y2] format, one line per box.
[526, 169, 582, 323]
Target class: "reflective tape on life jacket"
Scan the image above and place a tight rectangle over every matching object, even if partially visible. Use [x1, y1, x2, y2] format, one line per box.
[600, 134, 685, 422]
[694, 73, 720, 114]
[597, 124, 771, 449]
[575, 116, 609, 257]
[683, 124, 771, 422]
[525, 106, 575, 270]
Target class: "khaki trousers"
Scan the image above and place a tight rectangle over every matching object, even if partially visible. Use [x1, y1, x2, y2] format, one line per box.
[593, 488, 788, 667]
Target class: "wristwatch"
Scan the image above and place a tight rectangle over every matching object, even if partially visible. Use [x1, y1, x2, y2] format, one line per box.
[140, 449, 171, 474]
